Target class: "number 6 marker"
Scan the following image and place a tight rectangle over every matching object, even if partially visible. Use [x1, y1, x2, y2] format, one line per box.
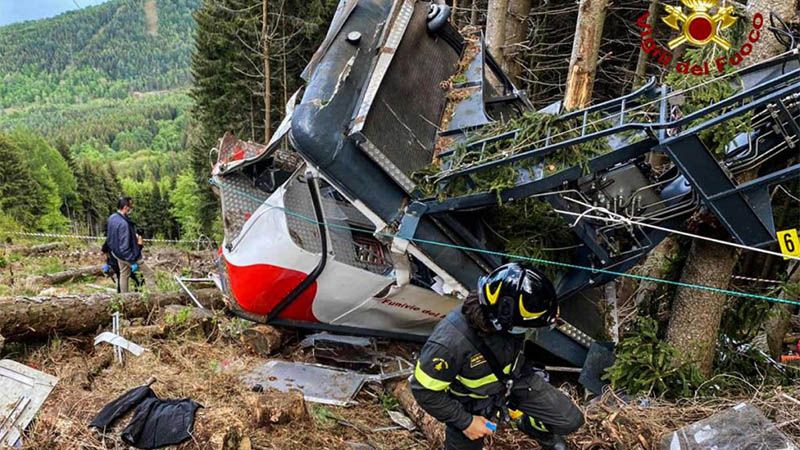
[777, 229, 800, 260]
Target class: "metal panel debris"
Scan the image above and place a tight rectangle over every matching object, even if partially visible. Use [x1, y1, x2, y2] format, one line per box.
[242, 360, 366, 406]
[0, 359, 58, 447]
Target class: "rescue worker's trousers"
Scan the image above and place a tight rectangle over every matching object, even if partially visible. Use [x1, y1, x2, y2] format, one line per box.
[444, 372, 584, 450]
[115, 257, 155, 293]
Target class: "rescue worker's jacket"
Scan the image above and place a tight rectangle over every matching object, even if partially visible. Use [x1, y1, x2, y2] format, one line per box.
[410, 308, 525, 430]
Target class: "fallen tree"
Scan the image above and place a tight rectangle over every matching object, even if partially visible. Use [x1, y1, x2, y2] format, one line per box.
[0, 288, 225, 341]
[2, 242, 67, 256]
[388, 379, 444, 447]
[27, 265, 104, 286]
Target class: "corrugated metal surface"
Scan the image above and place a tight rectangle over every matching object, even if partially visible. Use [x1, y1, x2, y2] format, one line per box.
[361, 2, 460, 183]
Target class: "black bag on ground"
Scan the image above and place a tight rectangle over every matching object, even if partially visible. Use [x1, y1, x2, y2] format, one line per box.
[121, 397, 201, 449]
[89, 383, 201, 449]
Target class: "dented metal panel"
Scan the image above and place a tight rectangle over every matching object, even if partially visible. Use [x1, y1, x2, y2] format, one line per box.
[0, 359, 58, 447]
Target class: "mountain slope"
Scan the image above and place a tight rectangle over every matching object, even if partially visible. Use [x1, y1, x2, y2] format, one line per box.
[0, 0, 200, 108]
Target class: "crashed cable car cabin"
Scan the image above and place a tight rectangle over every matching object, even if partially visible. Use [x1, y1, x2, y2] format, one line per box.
[211, 0, 800, 367]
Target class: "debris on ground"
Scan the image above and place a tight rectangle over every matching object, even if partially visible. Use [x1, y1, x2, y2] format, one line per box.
[0, 359, 58, 447]
[3, 240, 800, 449]
[660, 402, 797, 450]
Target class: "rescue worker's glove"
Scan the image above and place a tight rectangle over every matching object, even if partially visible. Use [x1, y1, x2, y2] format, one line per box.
[102, 264, 111, 274]
[131, 263, 139, 273]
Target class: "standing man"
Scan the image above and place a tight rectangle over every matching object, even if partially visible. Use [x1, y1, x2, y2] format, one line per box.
[106, 197, 154, 293]
[411, 263, 584, 450]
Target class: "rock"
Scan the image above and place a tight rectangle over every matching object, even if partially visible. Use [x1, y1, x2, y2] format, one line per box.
[240, 325, 286, 356]
[251, 388, 308, 426]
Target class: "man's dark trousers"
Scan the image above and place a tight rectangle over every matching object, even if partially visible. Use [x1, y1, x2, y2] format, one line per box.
[444, 372, 583, 450]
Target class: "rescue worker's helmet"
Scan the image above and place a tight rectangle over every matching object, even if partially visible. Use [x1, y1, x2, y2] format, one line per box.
[476, 263, 558, 332]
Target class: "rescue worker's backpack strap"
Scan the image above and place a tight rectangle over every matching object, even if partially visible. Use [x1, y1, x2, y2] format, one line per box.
[446, 315, 510, 387]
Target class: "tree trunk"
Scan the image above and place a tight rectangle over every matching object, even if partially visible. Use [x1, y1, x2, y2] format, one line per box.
[633, 237, 680, 306]
[634, 0, 659, 86]
[764, 263, 800, 358]
[746, 0, 796, 62]
[502, 0, 532, 81]
[470, 0, 478, 26]
[388, 379, 445, 447]
[2, 242, 66, 256]
[0, 289, 224, 341]
[27, 265, 104, 286]
[262, 0, 271, 142]
[666, 241, 736, 376]
[486, 0, 509, 65]
[665, 0, 790, 377]
[563, 0, 609, 111]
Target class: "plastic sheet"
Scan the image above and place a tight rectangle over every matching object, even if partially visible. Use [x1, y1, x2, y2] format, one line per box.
[661, 402, 798, 450]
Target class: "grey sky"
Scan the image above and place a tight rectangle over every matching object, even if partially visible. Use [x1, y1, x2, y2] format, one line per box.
[0, 0, 110, 26]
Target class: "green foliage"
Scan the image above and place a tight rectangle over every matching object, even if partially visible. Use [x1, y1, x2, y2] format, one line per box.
[309, 404, 336, 427]
[664, 50, 752, 155]
[165, 307, 192, 326]
[412, 110, 620, 273]
[379, 393, 400, 412]
[0, 92, 191, 151]
[720, 297, 774, 342]
[170, 172, 204, 240]
[713, 337, 800, 391]
[605, 317, 704, 398]
[0, 0, 200, 109]
[0, 133, 49, 227]
[189, 0, 338, 235]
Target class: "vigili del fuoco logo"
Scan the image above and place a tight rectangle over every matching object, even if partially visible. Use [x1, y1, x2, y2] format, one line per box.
[638, 0, 765, 76]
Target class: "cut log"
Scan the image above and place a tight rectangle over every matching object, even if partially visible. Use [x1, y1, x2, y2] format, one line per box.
[0, 289, 225, 341]
[240, 324, 288, 356]
[251, 388, 308, 426]
[387, 379, 444, 447]
[27, 266, 104, 286]
[3, 242, 67, 256]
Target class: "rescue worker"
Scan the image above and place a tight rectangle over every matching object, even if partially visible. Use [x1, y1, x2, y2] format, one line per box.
[411, 263, 584, 450]
[106, 197, 155, 293]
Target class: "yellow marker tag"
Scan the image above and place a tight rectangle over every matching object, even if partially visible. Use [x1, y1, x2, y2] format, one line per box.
[777, 229, 800, 260]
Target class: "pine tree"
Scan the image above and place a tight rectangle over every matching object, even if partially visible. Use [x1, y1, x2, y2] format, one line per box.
[0, 133, 48, 227]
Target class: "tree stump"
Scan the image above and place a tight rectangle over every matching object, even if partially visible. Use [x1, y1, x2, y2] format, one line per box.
[251, 388, 308, 426]
[161, 304, 216, 338]
[240, 325, 287, 356]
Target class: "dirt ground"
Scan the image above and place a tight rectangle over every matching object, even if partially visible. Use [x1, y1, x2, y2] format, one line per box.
[3, 240, 800, 450]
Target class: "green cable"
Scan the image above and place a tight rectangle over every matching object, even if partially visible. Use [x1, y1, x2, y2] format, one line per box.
[212, 180, 800, 307]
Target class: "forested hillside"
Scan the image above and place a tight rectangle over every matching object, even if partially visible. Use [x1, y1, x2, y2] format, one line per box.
[0, 0, 202, 241]
[0, 0, 199, 108]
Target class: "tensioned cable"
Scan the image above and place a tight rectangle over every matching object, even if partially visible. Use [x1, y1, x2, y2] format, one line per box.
[212, 179, 800, 307]
[556, 196, 800, 262]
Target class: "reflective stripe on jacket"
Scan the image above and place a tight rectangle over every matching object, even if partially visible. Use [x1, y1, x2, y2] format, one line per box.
[410, 308, 525, 430]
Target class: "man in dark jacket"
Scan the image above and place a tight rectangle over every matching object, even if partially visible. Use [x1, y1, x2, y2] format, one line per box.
[106, 197, 154, 293]
[411, 263, 584, 450]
